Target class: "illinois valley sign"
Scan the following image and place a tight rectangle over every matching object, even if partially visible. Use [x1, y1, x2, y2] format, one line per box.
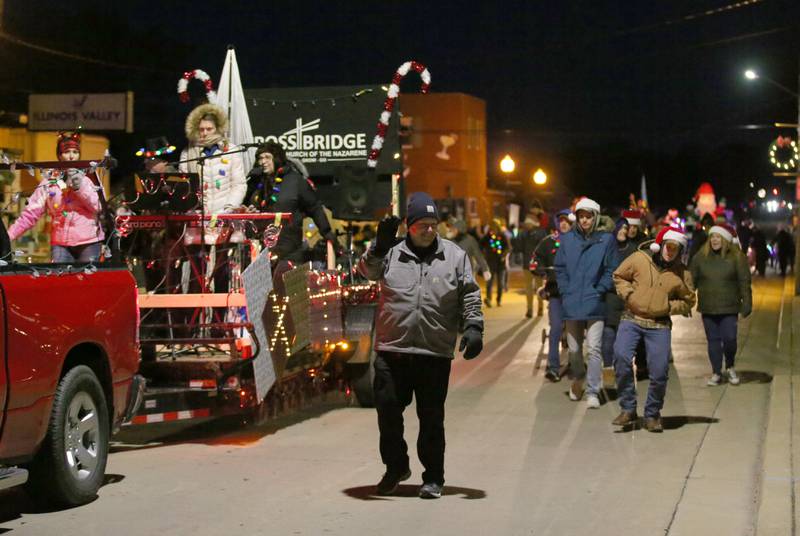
[28, 92, 134, 132]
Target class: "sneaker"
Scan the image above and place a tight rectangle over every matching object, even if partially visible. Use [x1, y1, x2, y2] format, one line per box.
[419, 482, 443, 499]
[612, 410, 638, 426]
[376, 468, 411, 496]
[707, 373, 722, 386]
[644, 417, 663, 433]
[569, 379, 584, 401]
[544, 370, 561, 383]
[586, 394, 601, 409]
[727, 368, 740, 385]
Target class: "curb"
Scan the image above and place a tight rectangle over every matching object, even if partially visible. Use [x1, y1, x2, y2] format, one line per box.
[756, 278, 798, 535]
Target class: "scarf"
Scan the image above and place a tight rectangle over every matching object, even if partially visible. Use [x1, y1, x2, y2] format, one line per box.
[184, 134, 227, 174]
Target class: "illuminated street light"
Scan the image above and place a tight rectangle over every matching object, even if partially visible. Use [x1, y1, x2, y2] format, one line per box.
[533, 168, 547, 185]
[757, 188, 766, 199]
[744, 69, 758, 80]
[500, 154, 515, 173]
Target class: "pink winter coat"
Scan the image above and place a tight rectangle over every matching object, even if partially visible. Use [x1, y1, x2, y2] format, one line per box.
[8, 172, 105, 246]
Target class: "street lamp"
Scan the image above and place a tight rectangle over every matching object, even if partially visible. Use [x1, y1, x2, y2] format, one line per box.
[533, 168, 547, 185]
[744, 65, 800, 294]
[500, 154, 515, 174]
[744, 68, 799, 97]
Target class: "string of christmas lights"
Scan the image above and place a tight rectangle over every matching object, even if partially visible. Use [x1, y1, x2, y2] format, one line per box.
[769, 136, 798, 171]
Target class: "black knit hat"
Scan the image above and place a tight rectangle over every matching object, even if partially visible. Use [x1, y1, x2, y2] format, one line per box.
[406, 192, 439, 226]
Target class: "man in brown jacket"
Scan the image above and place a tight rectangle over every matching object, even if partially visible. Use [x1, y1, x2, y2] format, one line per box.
[611, 226, 696, 432]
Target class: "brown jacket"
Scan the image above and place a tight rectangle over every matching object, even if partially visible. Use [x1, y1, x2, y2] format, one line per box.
[613, 250, 696, 327]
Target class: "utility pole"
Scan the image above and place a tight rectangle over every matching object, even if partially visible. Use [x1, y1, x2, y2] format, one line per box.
[795, 56, 800, 295]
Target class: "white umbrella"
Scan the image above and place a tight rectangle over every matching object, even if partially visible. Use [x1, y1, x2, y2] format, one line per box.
[218, 46, 255, 172]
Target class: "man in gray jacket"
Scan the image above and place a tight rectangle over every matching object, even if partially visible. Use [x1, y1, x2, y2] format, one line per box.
[359, 192, 484, 499]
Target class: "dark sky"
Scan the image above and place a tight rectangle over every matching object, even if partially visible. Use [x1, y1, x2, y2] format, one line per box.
[1, 0, 799, 209]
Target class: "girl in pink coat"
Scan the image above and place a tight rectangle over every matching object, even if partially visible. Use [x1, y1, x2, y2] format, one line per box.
[8, 132, 104, 262]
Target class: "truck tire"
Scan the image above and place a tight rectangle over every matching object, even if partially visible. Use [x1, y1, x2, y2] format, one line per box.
[27, 365, 110, 507]
[351, 333, 376, 408]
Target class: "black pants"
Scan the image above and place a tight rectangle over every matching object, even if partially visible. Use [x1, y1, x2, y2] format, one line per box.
[373, 352, 452, 485]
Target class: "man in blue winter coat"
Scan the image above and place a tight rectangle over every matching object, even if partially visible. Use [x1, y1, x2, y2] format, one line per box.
[554, 197, 620, 408]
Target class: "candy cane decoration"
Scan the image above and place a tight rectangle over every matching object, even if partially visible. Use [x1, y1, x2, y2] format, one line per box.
[367, 61, 431, 169]
[177, 69, 217, 104]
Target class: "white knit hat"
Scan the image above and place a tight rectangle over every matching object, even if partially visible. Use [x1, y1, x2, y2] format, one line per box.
[575, 197, 601, 213]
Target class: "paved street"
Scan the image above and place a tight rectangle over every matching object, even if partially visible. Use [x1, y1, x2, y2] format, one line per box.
[1, 272, 797, 536]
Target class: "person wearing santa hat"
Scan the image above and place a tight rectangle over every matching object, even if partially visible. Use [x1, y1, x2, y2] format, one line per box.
[611, 226, 696, 432]
[531, 208, 575, 382]
[689, 223, 752, 387]
[554, 198, 620, 408]
[622, 209, 645, 246]
[8, 131, 105, 262]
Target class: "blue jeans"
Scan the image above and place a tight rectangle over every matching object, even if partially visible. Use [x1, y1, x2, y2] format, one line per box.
[614, 320, 671, 418]
[701, 314, 738, 375]
[602, 325, 617, 367]
[565, 319, 604, 396]
[547, 297, 564, 374]
[51, 242, 102, 263]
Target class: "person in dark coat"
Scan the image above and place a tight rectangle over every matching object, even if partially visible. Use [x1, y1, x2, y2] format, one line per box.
[775, 225, 795, 276]
[480, 219, 510, 307]
[602, 218, 638, 372]
[690, 223, 752, 386]
[532, 209, 574, 381]
[689, 213, 715, 261]
[750, 225, 768, 276]
[247, 142, 337, 264]
[554, 198, 620, 408]
[520, 215, 548, 317]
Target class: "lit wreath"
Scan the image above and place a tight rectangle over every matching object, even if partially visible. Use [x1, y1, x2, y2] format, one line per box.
[768, 136, 798, 171]
[177, 69, 217, 104]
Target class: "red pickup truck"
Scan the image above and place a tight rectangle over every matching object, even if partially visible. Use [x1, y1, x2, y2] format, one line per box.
[0, 262, 144, 506]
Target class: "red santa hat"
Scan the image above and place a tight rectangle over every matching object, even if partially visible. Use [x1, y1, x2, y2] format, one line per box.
[622, 209, 642, 226]
[650, 226, 688, 253]
[708, 223, 738, 245]
[56, 131, 81, 157]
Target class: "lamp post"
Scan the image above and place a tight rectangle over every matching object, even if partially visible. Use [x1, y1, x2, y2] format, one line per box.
[745, 65, 800, 294]
[500, 154, 516, 174]
[533, 168, 547, 186]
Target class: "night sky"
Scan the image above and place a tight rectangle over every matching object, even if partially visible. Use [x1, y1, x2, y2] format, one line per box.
[1, 0, 799, 213]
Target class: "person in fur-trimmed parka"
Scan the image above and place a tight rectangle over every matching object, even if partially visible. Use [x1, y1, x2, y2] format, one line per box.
[179, 104, 246, 240]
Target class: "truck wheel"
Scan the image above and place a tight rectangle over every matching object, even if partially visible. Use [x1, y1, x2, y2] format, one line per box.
[28, 365, 110, 507]
[351, 333, 376, 408]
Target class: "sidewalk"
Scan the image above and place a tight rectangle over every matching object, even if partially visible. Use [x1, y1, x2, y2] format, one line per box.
[756, 276, 799, 535]
[482, 270, 798, 535]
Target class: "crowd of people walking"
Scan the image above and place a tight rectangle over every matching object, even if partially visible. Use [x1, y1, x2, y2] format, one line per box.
[360, 189, 791, 498]
[437, 197, 791, 431]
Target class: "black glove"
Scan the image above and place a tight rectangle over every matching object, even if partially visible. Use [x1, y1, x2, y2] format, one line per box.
[459, 327, 483, 360]
[374, 215, 401, 256]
